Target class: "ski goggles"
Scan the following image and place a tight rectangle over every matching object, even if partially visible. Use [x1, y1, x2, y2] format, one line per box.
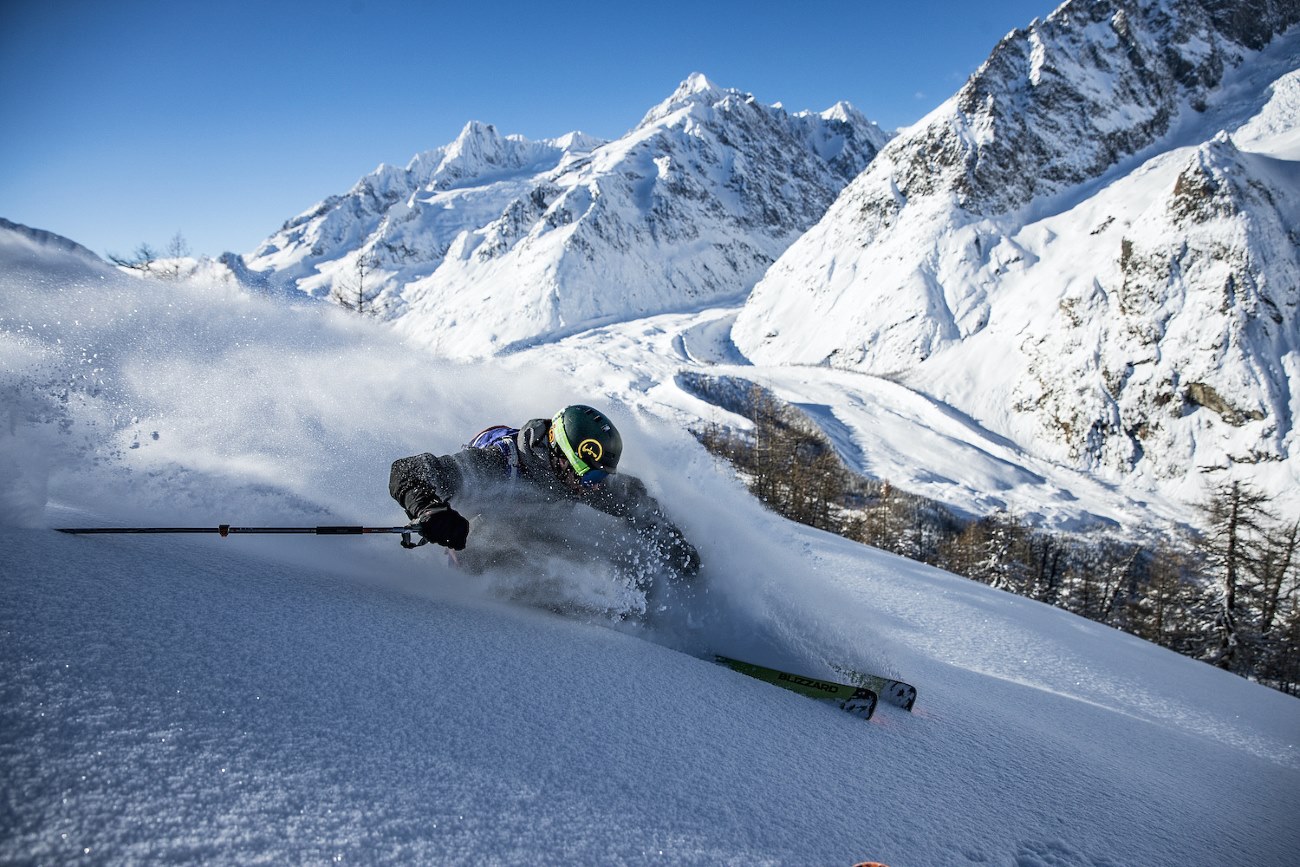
[551, 411, 610, 486]
[576, 467, 608, 487]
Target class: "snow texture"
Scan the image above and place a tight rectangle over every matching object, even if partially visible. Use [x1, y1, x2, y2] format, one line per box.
[3, 219, 1299, 866]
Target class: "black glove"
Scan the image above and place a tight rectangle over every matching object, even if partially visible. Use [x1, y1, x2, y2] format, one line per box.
[412, 504, 469, 550]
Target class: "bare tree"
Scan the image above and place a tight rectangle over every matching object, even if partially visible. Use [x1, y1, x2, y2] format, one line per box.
[1132, 545, 1196, 649]
[1256, 519, 1298, 635]
[164, 231, 191, 279]
[331, 253, 380, 315]
[107, 232, 190, 278]
[108, 242, 160, 273]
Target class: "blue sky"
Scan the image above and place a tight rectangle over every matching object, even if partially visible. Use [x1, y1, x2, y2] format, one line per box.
[1, 0, 1058, 258]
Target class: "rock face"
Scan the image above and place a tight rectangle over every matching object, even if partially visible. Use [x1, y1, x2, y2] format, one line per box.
[242, 74, 888, 357]
[1010, 131, 1299, 479]
[732, 0, 1300, 488]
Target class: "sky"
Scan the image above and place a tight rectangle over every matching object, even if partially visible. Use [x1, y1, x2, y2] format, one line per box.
[0, 0, 1060, 259]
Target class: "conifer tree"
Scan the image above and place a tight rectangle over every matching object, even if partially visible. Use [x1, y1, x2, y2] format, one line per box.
[1199, 480, 1272, 670]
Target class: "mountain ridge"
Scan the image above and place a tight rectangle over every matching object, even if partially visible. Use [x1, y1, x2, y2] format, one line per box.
[240, 74, 889, 357]
[731, 0, 1300, 500]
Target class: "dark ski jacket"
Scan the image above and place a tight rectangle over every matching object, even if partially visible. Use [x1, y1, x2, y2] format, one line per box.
[390, 418, 700, 576]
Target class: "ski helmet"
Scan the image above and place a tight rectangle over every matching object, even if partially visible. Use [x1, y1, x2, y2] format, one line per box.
[550, 404, 622, 484]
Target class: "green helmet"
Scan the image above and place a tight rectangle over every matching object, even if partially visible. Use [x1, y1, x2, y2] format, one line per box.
[550, 404, 622, 482]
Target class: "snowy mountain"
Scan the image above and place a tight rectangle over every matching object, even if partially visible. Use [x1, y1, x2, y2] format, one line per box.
[241, 74, 889, 356]
[3, 220, 1298, 866]
[0, 216, 104, 266]
[732, 0, 1300, 506]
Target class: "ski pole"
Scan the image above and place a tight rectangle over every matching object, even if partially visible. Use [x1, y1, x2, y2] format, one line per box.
[56, 524, 422, 547]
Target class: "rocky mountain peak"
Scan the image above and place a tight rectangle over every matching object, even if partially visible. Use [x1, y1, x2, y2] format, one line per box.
[733, 0, 1300, 500]
[858, 0, 1300, 219]
[241, 75, 887, 357]
[637, 72, 743, 127]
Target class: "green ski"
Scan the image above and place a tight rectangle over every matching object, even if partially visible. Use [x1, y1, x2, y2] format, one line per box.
[715, 655, 878, 721]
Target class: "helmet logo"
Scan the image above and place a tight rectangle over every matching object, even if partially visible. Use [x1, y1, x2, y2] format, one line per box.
[578, 438, 603, 464]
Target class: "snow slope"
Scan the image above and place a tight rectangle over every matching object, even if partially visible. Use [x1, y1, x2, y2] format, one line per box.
[4, 222, 1299, 865]
[520, 305, 1197, 533]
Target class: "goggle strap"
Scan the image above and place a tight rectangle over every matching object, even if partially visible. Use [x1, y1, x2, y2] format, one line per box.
[551, 411, 594, 478]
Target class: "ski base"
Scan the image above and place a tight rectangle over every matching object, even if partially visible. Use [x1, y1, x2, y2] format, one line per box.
[715, 655, 878, 721]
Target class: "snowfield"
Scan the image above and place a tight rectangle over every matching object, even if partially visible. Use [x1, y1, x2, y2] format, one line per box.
[3, 222, 1299, 865]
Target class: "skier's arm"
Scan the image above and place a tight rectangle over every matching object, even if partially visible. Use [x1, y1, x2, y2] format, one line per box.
[389, 446, 511, 518]
[389, 453, 465, 519]
[592, 475, 701, 577]
[642, 517, 701, 578]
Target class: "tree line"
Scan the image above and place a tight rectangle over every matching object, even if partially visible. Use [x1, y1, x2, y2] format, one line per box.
[685, 374, 1300, 695]
[108, 233, 381, 316]
[108, 231, 191, 279]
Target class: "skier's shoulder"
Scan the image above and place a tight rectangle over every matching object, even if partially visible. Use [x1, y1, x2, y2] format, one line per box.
[605, 471, 649, 499]
[584, 470, 654, 517]
[516, 417, 552, 454]
[396, 445, 502, 479]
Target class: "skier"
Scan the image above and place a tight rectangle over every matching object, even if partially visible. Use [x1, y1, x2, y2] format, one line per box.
[389, 404, 701, 580]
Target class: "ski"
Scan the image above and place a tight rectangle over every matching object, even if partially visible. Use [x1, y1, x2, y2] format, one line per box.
[831, 665, 918, 712]
[714, 655, 878, 721]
